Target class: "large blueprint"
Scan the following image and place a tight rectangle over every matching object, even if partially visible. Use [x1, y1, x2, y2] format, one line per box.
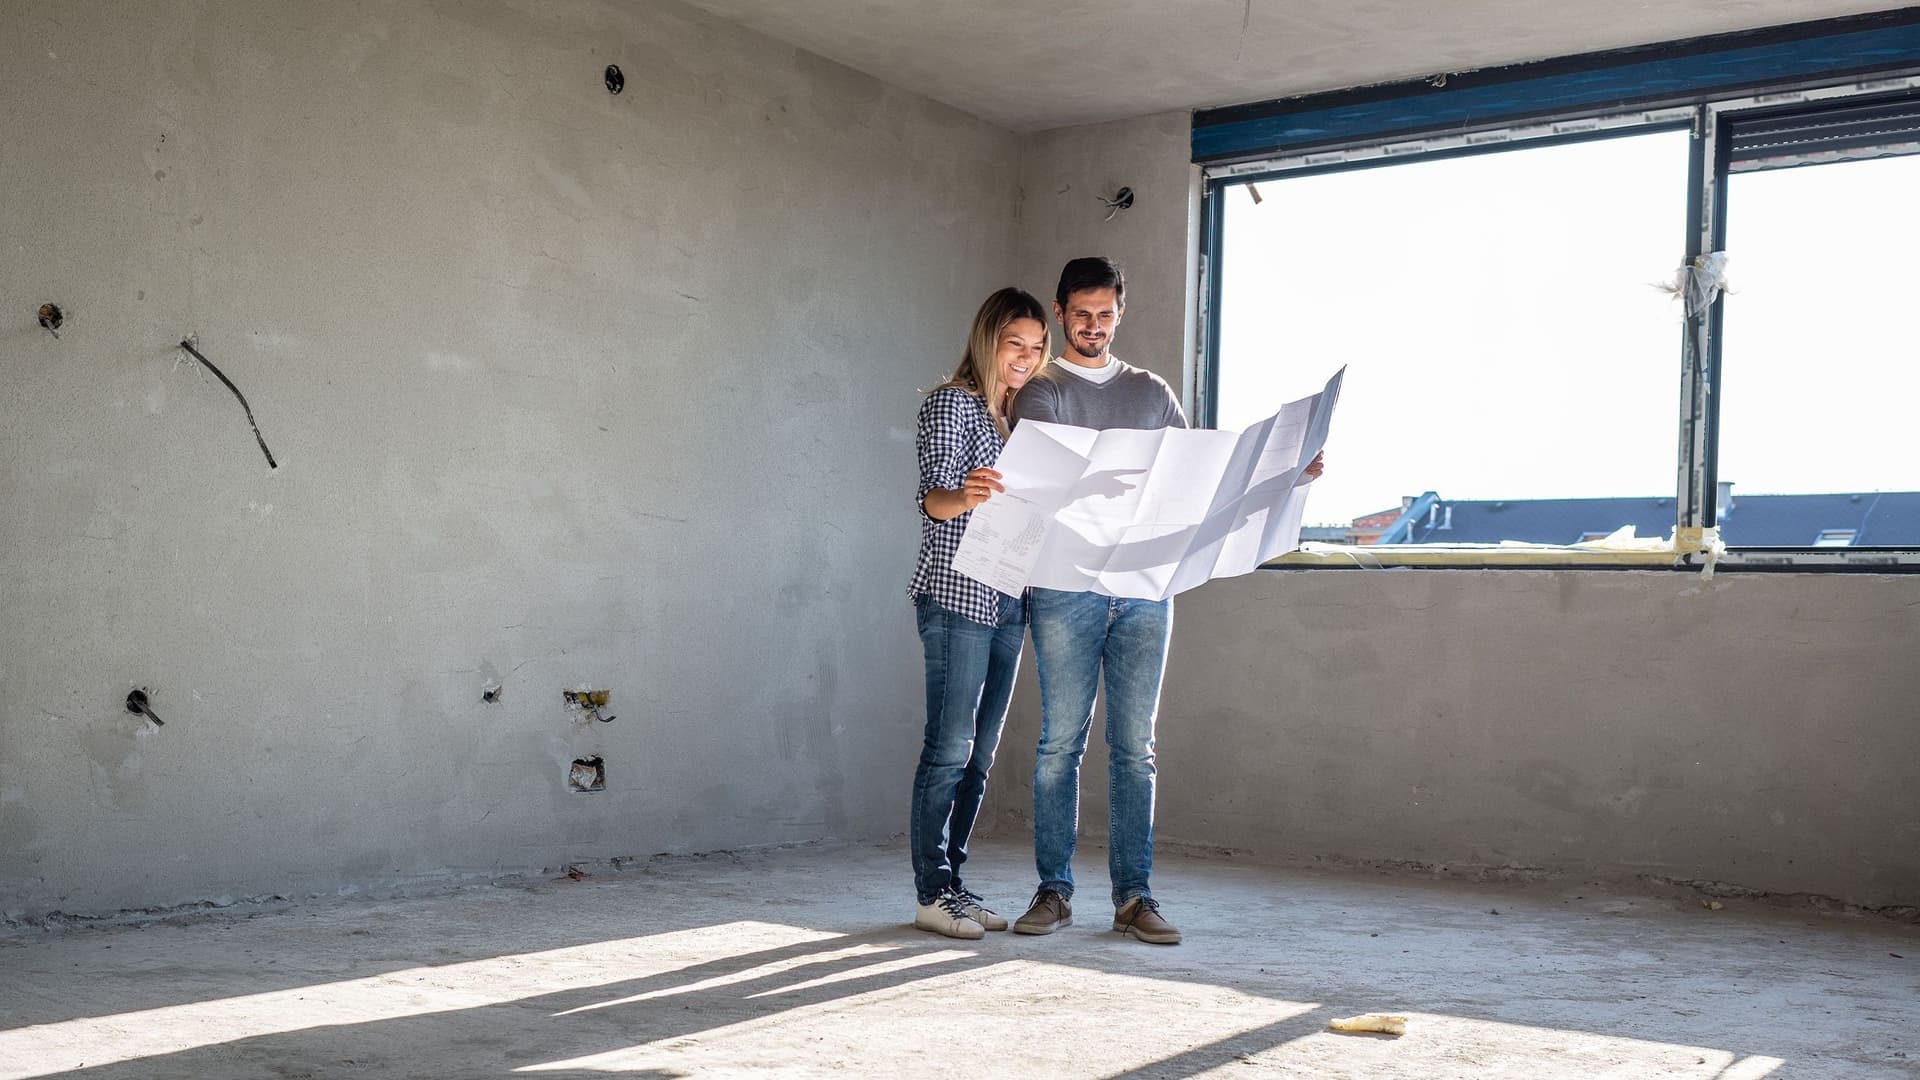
[952, 368, 1343, 601]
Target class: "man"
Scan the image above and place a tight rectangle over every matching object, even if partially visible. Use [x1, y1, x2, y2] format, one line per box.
[1007, 256, 1187, 945]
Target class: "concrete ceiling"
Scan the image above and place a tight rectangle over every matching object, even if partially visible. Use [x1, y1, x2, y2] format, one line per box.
[678, 0, 1910, 131]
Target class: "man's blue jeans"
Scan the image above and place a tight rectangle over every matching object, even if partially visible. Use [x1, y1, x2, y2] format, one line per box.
[911, 593, 1024, 905]
[1028, 586, 1171, 908]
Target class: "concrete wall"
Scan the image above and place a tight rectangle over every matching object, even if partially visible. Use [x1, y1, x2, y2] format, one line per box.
[984, 111, 1920, 910]
[1162, 569, 1920, 908]
[1011, 110, 1198, 396]
[0, 0, 1017, 920]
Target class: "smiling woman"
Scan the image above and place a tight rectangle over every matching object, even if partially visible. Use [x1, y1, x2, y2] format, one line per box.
[903, 287, 1049, 940]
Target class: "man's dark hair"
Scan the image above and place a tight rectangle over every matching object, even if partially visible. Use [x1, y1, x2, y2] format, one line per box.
[1055, 256, 1125, 310]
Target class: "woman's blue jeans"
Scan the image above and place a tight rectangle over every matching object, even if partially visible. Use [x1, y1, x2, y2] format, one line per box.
[911, 593, 1024, 905]
[1028, 586, 1172, 908]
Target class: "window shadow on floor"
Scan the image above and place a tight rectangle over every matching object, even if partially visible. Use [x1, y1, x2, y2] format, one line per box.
[24, 928, 999, 1077]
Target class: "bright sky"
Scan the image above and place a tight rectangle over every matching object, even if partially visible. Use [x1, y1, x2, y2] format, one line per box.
[1216, 130, 1920, 526]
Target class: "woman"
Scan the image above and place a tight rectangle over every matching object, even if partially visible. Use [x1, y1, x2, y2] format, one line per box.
[908, 286, 1049, 939]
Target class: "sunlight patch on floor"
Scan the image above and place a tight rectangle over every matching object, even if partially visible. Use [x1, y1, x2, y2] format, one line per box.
[515, 964, 1787, 1079]
[0, 921, 836, 1079]
[517, 961, 1322, 1075]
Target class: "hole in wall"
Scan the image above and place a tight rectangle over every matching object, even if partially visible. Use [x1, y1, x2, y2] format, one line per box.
[569, 756, 606, 792]
[481, 683, 502, 704]
[38, 303, 63, 338]
[125, 689, 162, 726]
[605, 64, 624, 94]
[563, 688, 615, 723]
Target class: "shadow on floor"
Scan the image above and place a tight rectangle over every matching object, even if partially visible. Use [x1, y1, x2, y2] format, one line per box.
[27, 928, 998, 1077]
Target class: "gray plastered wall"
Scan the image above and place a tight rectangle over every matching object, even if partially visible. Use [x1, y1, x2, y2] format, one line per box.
[0, 0, 1017, 920]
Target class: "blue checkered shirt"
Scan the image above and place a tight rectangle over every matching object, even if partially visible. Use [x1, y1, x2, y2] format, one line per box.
[909, 386, 1020, 626]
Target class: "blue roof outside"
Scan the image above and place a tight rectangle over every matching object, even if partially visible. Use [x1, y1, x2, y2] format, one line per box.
[1395, 491, 1920, 546]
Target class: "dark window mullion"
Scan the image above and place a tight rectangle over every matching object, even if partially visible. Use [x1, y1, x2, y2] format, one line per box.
[1677, 106, 1717, 541]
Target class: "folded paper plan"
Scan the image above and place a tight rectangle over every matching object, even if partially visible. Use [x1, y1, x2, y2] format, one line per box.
[952, 368, 1343, 601]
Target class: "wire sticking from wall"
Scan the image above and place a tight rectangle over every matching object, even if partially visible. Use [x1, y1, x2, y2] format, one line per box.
[126, 689, 163, 726]
[178, 338, 278, 469]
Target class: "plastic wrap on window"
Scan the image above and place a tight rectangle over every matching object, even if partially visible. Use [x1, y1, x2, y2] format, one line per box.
[1664, 251, 1729, 317]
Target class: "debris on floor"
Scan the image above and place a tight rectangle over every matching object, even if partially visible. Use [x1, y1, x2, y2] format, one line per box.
[1330, 1013, 1408, 1036]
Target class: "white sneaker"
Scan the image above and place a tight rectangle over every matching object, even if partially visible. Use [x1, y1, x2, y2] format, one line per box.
[914, 889, 985, 939]
[954, 887, 1009, 931]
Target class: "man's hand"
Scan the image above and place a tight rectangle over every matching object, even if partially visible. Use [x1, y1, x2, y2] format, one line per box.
[1303, 451, 1326, 481]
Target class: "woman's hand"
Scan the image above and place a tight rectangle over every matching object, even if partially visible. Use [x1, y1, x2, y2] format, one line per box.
[924, 468, 1005, 521]
[1303, 451, 1326, 481]
[959, 467, 1005, 508]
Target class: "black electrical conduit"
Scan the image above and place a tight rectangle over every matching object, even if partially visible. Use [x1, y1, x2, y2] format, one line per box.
[178, 339, 277, 469]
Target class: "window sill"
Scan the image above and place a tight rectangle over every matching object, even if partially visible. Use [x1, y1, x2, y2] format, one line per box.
[1268, 543, 1687, 570]
[1264, 539, 1920, 571]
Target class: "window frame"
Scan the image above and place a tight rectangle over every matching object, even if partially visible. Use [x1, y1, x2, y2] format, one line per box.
[1197, 73, 1920, 572]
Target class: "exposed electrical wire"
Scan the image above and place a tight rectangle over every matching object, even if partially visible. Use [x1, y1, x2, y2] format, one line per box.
[178, 338, 278, 469]
[126, 689, 163, 726]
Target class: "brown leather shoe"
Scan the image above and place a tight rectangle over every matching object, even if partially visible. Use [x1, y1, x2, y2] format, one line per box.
[1113, 896, 1181, 944]
[1012, 888, 1072, 935]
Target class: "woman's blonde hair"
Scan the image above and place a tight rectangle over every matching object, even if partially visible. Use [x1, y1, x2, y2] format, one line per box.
[936, 286, 1050, 436]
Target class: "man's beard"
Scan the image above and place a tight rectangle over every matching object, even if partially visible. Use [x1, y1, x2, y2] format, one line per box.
[1069, 335, 1106, 359]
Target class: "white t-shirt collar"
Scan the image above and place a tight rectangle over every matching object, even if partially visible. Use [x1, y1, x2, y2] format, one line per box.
[1051, 354, 1121, 385]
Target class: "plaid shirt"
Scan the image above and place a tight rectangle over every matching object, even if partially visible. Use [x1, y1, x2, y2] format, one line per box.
[909, 386, 1019, 626]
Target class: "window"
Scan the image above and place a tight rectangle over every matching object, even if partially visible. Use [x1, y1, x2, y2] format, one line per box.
[1200, 61, 1920, 567]
[1714, 97, 1920, 550]
[1214, 130, 1689, 540]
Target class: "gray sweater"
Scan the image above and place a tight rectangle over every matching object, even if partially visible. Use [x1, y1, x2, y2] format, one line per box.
[1010, 357, 1188, 432]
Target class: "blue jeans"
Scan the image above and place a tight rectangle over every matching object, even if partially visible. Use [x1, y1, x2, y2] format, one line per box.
[1028, 587, 1172, 907]
[911, 593, 1024, 905]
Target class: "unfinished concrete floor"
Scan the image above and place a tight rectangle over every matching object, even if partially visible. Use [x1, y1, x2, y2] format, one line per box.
[2, 840, 1915, 1079]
